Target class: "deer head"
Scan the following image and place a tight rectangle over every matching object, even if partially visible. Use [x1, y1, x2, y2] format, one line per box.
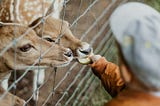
[0, 25, 73, 80]
[29, 17, 93, 59]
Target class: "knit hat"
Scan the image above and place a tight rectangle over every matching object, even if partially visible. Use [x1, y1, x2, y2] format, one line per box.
[110, 2, 160, 89]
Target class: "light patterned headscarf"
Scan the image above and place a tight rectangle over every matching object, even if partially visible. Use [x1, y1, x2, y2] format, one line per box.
[110, 2, 160, 89]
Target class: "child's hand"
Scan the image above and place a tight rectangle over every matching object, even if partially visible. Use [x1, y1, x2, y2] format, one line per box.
[89, 55, 102, 62]
[77, 45, 102, 65]
[77, 54, 102, 65]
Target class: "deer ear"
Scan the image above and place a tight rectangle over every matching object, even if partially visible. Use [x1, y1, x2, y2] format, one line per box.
[29, 17, 42, 27]
[45, 1, 55, 16]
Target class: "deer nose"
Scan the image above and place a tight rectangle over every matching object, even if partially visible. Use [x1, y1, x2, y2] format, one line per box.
[79, 47, 92, 55]
[77, 42, 93, 58]
[64, 49, 73, 57]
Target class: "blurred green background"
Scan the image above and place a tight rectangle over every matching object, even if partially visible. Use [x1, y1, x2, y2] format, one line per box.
[145, 0, 160, 11]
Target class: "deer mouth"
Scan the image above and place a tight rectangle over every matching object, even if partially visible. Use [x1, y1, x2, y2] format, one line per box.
[76, 42, 94, 64]
[49, 51, 73, 67]
[54, 60, 72, 67]
[50, 58, 73, 67]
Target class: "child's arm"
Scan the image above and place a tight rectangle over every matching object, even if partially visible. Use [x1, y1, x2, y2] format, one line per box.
[90, 55, 125, 97]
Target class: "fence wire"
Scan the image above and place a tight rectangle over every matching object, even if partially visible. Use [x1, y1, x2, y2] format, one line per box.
[0, 0, 128, 106]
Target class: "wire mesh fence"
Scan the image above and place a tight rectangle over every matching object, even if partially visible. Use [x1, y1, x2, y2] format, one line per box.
[0, 0, 128, 106]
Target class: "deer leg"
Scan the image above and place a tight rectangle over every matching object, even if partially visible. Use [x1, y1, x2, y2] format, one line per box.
[33, 69, 45, 100]
[1, 73, 11, 90]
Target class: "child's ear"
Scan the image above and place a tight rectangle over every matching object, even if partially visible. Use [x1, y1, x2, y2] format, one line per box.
[120, 64, 132, 83]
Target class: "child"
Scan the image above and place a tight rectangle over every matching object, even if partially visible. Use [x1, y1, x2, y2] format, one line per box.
[88, 2, 160, 106]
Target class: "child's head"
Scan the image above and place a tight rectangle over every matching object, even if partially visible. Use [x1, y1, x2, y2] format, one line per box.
[110, 2, 160, 90]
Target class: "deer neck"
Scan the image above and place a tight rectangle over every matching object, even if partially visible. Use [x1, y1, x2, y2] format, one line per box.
[0, 0, 17, 22]
[0, 0, 51, 25]
[0, 0, 63, 25]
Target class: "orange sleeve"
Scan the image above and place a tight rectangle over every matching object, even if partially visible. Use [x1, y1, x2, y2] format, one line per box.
[91, 57, 125, 97]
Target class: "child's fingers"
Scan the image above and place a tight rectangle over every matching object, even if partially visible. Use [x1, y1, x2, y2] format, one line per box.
[89, 55, 102, 62]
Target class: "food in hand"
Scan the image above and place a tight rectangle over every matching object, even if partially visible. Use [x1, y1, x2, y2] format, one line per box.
[77, 57, 92, 65]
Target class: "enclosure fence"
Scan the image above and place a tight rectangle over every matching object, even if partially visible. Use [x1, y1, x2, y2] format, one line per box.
[0, 0, 128, 106]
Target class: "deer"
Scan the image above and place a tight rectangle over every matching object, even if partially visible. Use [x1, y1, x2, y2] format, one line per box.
[0, 24, 73, 105]
[0, 0, 65, 92]
[0, 0, 93, 100]
[29, 17, 93, 99]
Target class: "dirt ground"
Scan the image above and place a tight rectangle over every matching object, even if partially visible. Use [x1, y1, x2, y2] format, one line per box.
[9, 0, 121, 106]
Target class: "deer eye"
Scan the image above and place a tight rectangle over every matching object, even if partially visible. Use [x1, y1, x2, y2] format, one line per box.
[44, 37, 55, 42]
[19, 44, 32, 52]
